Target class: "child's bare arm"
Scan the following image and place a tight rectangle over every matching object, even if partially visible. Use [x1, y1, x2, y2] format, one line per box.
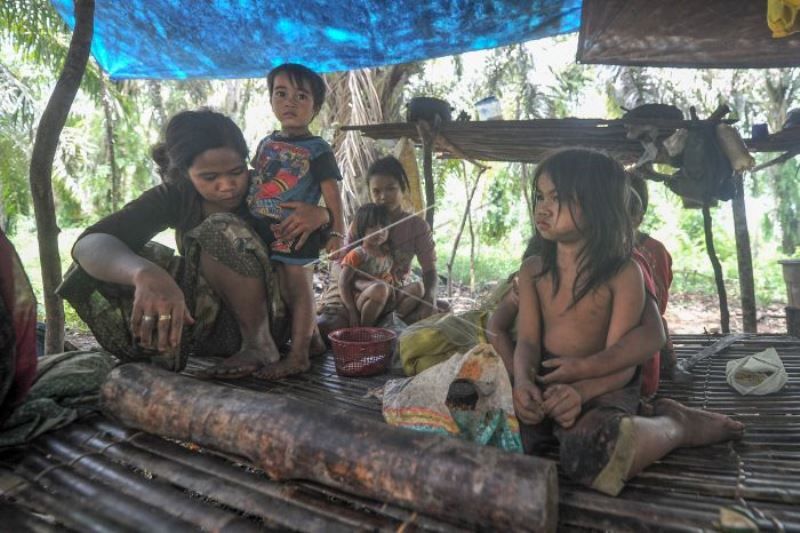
[320, 179, 345, 260]
[512, 258, 545, 424]
[540, 295, 665, 384]
[338, 265, 360, 326]
[487, 287, 518, 376]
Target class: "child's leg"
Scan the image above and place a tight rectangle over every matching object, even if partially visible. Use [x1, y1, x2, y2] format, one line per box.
[394, 281, 424, 318]
[625, 398, 744, 479]
[355, 282, 391, 326]
[554, 391, 743, 496]
[198, 250, 281, 378]
[255, 263, 314, 380]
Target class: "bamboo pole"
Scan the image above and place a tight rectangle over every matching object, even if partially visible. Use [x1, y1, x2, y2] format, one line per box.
[29, 0, 94, 354]
[100, 364, 559, 532]
[36, 433, 262, 533]
[64, 422, 361, 532]
[22, 451, 196, 532]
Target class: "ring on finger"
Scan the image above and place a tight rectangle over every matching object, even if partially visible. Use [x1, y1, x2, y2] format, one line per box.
[142, 315, 155, 323]
[158, 314, 172, 321]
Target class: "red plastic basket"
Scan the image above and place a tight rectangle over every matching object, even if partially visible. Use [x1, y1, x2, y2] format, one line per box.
[327, 327, 397, 377]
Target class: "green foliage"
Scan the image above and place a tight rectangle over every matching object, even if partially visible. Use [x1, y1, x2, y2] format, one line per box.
[480, 167, 520, 241]
[53, 175, 83, 228]
[0, 123, 31, 233]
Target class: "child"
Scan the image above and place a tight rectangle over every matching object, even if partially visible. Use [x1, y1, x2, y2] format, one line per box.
[339, 203, 394, 327]
[630, 175, 681, 380]
[513, 149, 743, 496]
[248, 63, 346, 380]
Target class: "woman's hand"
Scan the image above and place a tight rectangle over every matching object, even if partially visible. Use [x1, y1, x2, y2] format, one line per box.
[325, 235, 345, 261]
[276, 201, 329, 250]
[130, 265, 194, 352]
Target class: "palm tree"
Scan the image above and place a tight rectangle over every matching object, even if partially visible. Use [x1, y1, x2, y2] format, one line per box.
[320, 64, 417, 220]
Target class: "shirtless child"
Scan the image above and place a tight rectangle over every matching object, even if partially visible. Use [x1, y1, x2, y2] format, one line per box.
[513, 149, 743, 496]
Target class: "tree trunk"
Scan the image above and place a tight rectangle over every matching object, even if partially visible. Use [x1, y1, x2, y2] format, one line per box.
[702, 204, 730, 333]
[101, 76, 120, 211]
[29, 0, 94, 354]
[731, 173, 757, 332]
[101, 364, 558, 532]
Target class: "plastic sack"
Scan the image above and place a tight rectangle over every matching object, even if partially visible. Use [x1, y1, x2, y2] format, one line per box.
[383, 343, 522, 452]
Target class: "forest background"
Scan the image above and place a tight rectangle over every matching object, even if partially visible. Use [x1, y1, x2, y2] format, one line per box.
[2, 1, 798, 335]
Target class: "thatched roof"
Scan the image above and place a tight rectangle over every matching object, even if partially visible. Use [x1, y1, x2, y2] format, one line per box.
[577, 0, 800, 68]
[343, 117, 745, 164]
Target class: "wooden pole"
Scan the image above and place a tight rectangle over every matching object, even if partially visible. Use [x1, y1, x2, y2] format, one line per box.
[28, 0, 94, 354]
[447, 164, 485, 297]
[101, 364, 559, 532]
[731, 173, 757, 332]
[416, 118, 441, 229]
[702, 204, 730, 333]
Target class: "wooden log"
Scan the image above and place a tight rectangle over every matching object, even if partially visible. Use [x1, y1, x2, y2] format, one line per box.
[100, 364, 558, 532]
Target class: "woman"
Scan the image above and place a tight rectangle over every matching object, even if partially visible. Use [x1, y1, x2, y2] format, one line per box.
[60, 109, 331, 378]
[317, 156, 443, 336]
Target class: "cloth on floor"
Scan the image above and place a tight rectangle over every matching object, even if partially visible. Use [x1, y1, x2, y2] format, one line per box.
[725, 347, 788, 396]
[0, 350, 117, 447]
[383, 343, 522, 452]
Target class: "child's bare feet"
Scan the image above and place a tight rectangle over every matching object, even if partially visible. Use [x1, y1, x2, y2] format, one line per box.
[197, 345, 281, 379]
[253, 351, 311, 380]
[653, 398, 744, 447]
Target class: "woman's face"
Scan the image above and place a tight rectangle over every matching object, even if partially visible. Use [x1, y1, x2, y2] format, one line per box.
[187, 147, 249, 214]
[369, 173, 404, 213]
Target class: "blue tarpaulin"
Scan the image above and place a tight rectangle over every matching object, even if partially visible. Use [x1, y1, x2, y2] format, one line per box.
[50, 1, 581, 80]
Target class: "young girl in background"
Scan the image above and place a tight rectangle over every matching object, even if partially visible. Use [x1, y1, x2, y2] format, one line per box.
[339, 203, 395, 327]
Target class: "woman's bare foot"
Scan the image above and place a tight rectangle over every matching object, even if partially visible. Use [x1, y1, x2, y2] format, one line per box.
[653, 398, 744, 447]
[253, 353, 311, 380]
[197, 344, 281, 379]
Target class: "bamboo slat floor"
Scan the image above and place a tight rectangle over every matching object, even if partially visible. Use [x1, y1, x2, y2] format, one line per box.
[1, 333, 798, 531]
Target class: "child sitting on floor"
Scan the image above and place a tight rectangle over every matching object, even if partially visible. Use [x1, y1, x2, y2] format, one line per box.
[513, 149, 743, 496]
[630, 175, 680, 380]
[339, 203, 395, 327]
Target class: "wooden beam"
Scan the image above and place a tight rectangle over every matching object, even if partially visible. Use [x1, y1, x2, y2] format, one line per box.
[28, 0, 94, 354]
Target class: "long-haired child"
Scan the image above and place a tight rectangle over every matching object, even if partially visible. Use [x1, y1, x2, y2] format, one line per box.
[513, 149, 742, 496]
